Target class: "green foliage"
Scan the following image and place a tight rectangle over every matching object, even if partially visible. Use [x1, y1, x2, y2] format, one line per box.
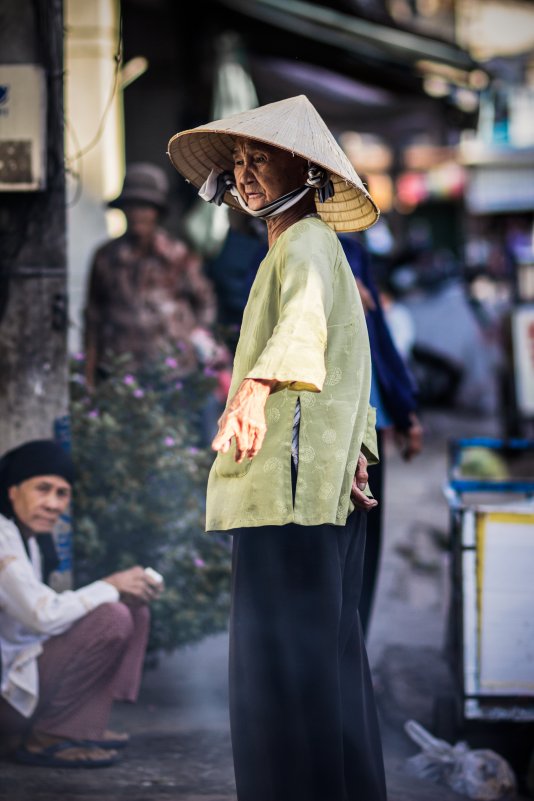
[69, 351, 232, 653]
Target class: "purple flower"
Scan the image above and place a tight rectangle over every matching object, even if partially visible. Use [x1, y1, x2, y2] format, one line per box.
[164, 436, 175, 447]
[194, 557, 206, 568]
[72, 351, 85, 362]
[187, 446, 200, 455]
[203, 367, 217, 377]
[123, 374, 135, 386]
[165, 356, 178, 369]
[174, 381, 183, 391]
[133, 388, 145, 398]
[88, 409, 99, 419]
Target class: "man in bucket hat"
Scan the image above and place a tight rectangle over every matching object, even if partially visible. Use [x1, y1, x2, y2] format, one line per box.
[83, 162, 219, 390]
[168, 95, 387, 801]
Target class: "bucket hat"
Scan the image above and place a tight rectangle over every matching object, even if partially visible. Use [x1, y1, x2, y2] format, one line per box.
[107, 162, 169, 211]
[167, 95, 379, 233]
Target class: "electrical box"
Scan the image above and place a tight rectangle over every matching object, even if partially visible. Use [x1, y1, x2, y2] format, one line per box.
[0, 64, 47, 191]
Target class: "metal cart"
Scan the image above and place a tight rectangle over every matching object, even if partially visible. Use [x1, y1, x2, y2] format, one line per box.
[441, 437, 534, 735]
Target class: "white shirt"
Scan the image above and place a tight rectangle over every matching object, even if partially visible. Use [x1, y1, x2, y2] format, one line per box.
[0, 514, 119, 717]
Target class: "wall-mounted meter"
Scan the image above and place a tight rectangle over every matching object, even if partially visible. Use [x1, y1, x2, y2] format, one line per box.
[0, 64, 47, 191]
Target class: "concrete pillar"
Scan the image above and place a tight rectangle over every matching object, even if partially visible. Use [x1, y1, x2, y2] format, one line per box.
[64, 0, 125, 354]
[0, 0, 67, 451]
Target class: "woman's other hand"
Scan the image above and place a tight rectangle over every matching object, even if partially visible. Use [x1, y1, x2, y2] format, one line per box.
[350, 451, 378, 512]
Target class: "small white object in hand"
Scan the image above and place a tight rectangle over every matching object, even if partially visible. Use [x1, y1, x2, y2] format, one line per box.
[144, 567, 164, 586]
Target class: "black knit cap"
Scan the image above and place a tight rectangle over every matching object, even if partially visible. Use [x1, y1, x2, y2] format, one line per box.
[0, 439, 75, 517]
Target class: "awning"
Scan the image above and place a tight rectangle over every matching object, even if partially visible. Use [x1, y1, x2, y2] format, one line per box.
[216, 0, 478, 74]
[246, 55, 449, 140]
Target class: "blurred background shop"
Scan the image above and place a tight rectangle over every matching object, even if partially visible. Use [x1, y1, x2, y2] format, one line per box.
[2, 2, 534, 795]
[2, 0, 534, 445]
[0, 0, 534, 441]
[51, 0, 534, 446]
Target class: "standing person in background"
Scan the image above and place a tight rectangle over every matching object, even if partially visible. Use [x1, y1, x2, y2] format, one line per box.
[204, 209, 268, 356]
[83, 162, 223, 388]
[339, 233, 423, 635]
[83, 162, 229, 444]
[168, 94, 387, 801]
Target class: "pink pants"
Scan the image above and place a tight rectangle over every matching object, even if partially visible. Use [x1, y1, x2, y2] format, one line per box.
[0, 602, 149, 741]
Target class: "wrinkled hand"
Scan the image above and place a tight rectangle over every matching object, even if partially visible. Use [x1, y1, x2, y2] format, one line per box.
[394, 412, 424, 462]
[103, 566, 164, 605]
[355, 278, 376, 316]
[212, 378, 274, 463]
[350, 451, 378, 512]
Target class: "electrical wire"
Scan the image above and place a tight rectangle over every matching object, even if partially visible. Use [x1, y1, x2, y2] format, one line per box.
[65, 12, 123, 168]
[65, 117, 83, 208]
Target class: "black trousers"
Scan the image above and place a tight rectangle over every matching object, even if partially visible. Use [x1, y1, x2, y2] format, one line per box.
[360, 428, 385, 637]
[229, 511, 388, 801]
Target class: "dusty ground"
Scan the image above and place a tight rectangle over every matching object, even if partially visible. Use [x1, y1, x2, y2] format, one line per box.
[1, 409, 532, 801]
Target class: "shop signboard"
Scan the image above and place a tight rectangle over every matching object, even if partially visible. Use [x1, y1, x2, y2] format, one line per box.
[460, 505, 534, 720]
[465, 164, 534, 214]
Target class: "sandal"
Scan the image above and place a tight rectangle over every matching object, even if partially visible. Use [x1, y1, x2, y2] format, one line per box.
[15, 740, 120, 768]
[83, 730, 130, 749]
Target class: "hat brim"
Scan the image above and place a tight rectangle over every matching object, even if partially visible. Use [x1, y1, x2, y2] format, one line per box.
[168, 128, 379, 233]
[107, 190, 168, 212]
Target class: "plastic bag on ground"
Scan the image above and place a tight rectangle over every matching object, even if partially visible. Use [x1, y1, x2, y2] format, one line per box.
[404, 719, 517, 800]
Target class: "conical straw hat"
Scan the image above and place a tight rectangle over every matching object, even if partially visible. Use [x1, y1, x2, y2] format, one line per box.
[167, 95, 379, 233]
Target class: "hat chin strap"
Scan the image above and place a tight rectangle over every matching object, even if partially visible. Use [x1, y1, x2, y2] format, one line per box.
[198, 167, 334, 219]
[229, 184, 312, 219]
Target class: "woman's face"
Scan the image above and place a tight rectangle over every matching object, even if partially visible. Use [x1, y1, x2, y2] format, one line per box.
[232, 138, 308, 211]
[8, 475, 71, 533]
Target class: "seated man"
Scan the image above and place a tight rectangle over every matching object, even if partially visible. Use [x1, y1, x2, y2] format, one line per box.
[0, 439, 163, 768]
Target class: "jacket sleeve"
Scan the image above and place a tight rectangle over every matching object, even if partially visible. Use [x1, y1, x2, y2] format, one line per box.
[246, 226, 334, 392]
[368, 302, 419, 431]
[360, 405, 380, 466]
[0, 550, 119, 637]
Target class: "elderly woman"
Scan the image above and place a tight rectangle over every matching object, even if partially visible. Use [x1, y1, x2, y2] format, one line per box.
[0, 439, 162, 768]
[168, 95, 387, 801]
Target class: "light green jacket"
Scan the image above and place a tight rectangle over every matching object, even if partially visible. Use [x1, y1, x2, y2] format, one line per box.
[206, 217, 378, 531]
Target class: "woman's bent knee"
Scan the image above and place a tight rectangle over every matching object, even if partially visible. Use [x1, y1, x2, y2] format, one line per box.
[88, 601, 135, 643]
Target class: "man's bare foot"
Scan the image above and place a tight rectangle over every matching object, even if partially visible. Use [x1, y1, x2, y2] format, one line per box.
[101, 729, 129, 744]
[92, 729, 130, 748]
[25, 731, 118, 764]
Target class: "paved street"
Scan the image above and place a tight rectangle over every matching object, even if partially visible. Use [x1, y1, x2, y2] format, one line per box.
[1, 409, 532, 800]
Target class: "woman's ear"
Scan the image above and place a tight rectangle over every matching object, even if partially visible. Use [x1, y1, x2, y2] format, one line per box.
[7, 485, 18, 513]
